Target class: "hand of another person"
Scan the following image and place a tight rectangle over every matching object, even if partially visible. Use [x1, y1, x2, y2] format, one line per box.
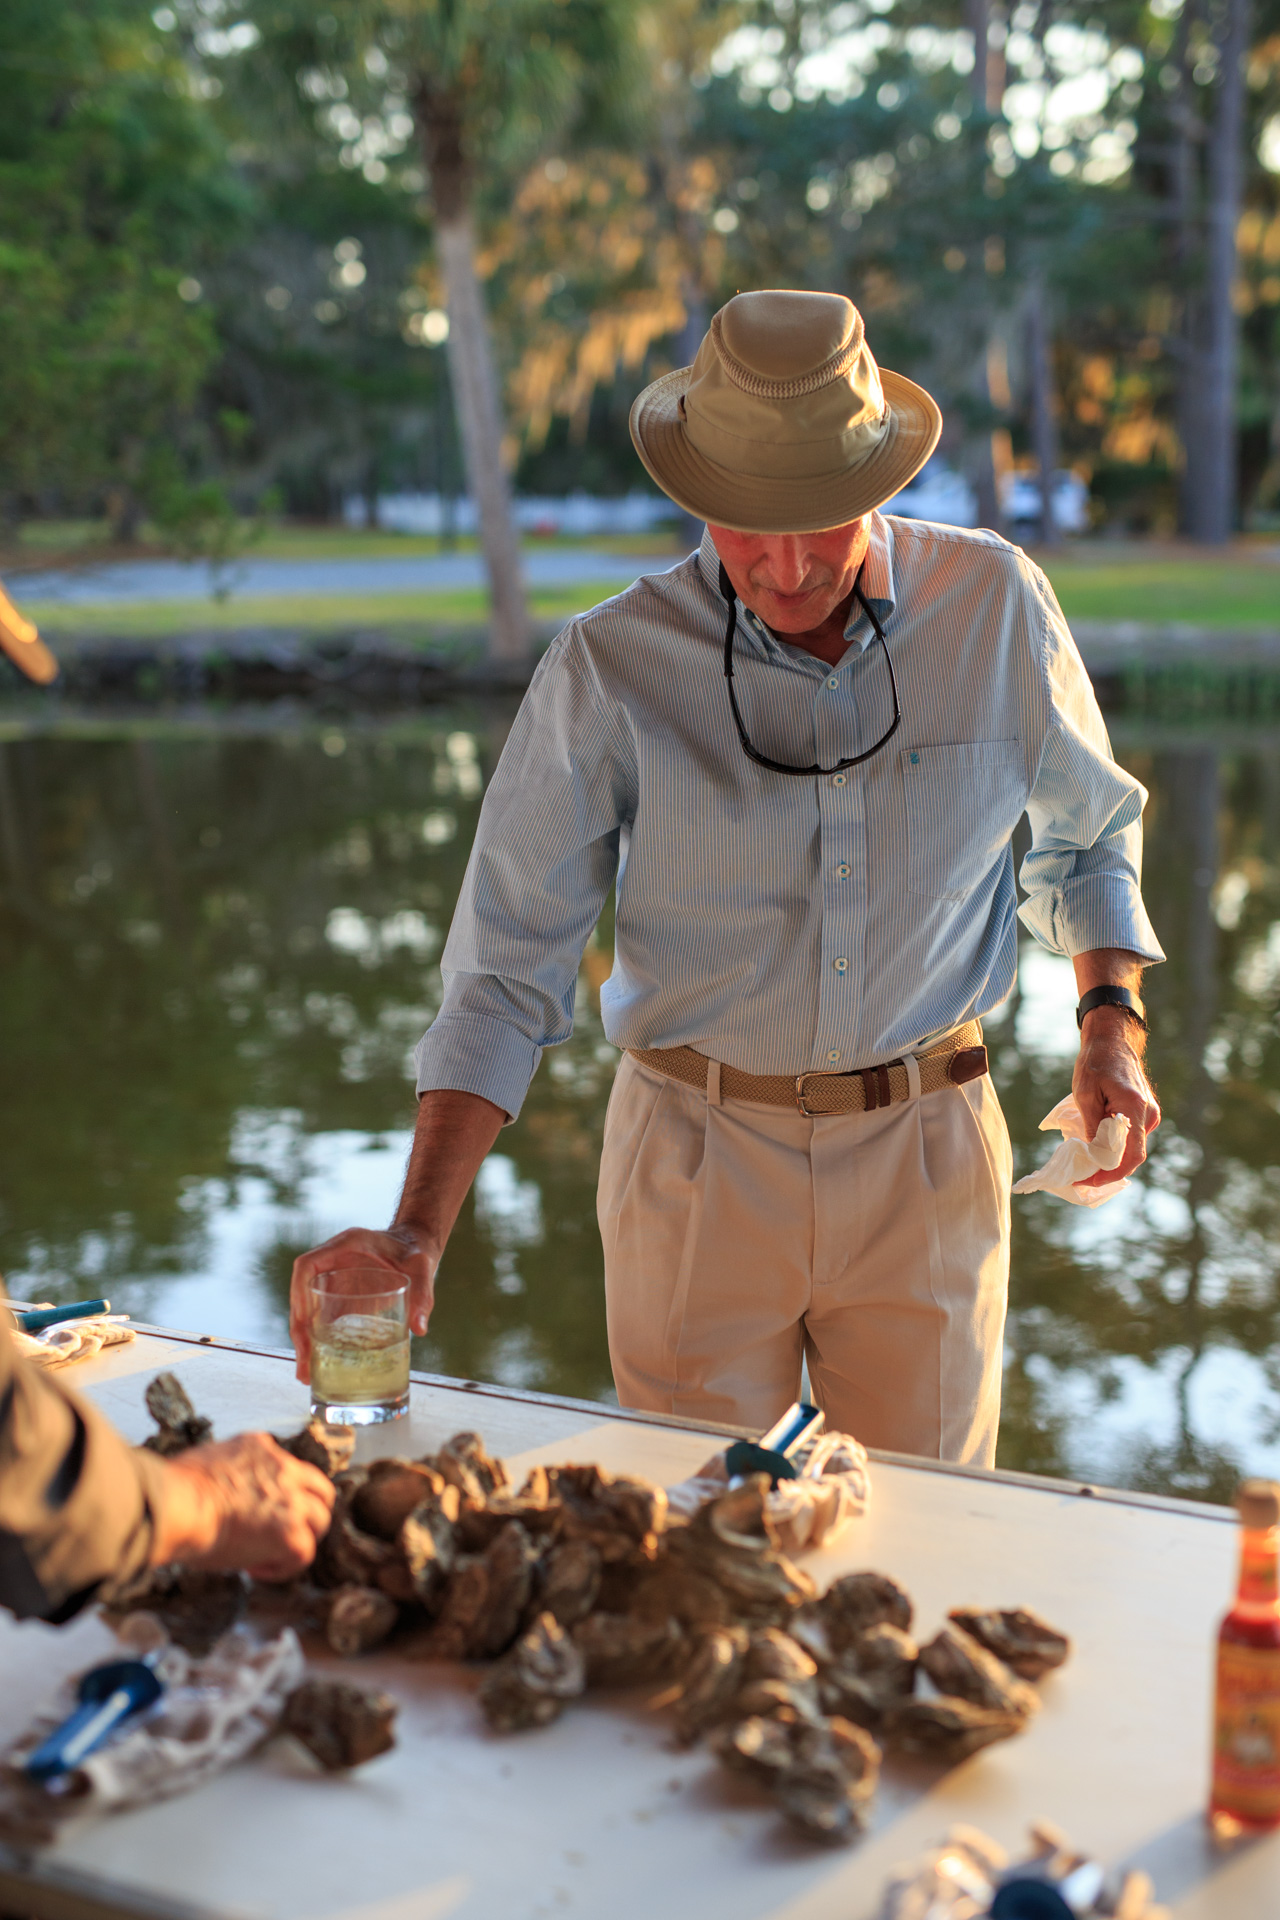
[1072, 1009, 1161, 1187]
[288, 1224, 438, 1383]
[153, 1434, 336, 1582]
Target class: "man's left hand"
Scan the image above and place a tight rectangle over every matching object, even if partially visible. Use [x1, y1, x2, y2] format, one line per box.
[1072, 1006, 1161, 1187]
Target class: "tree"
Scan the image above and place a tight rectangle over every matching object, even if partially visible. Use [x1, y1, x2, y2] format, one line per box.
[0, 0, 229, 532]
[250, 0, 641, 661]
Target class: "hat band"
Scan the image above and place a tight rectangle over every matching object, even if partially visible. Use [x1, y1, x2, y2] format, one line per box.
[683, 395, 892, 481]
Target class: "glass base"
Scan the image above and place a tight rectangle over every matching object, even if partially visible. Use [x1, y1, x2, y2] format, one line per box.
[310, 1391, 409, 1427]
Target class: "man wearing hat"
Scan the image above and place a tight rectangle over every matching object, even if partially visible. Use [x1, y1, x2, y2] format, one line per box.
[291, 289, 1163, 1467]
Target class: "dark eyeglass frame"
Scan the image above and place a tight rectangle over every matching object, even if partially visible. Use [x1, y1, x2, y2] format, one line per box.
[717, 560, 901, 777]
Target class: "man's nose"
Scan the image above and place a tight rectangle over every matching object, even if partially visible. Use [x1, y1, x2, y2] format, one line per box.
[761, 539, 811, 592]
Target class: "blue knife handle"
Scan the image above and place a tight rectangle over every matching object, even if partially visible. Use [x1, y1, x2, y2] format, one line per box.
[16, 1300, 110, 1336]
[25, 1659, 163, 1781]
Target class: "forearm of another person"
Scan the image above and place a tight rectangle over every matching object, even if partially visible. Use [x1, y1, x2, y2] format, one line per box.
[289, 1089, 506, 1381]
[1071, 947, 1160, 1185]
[0, 1312, 333, 1619]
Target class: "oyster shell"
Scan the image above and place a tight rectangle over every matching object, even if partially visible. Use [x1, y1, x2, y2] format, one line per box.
[282, 1677, 398, 1769]
[420, 1520, 538, 1660]
[744, 1628, 819, 1686]
[547, 1465, 668, 1562]
[626, 1558, 733, 1631]
[353, 1460, 455, 1541]
[846, 1622, 917, 1695]
[805, 1571, 912, 1652]
[326, 1584, 399, 1657]
[141, 1372, 214, 1456]
[537, 1538, 602, 1628]
[432, 1431, 510, 1506]
[104, 1565, 246, 1654]
[667, 1480, 816, 1625]
[314, 1476, 399, 1591]
[478, 1612, 586, 1732]
[394, 1500, 458, 1611]
[277, 1418, 355, 1479]
[673, 1626, 750, 1744]
[713, 1712, 882, 1844]
[573, 1610, 686, 1686]
[948, 1606, 1071, 1681]
[917, 1623, 1038, 1722]
[882, 1695, 1027, 1762]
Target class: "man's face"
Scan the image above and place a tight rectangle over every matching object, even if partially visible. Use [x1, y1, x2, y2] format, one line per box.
[707, 517, 872, 635]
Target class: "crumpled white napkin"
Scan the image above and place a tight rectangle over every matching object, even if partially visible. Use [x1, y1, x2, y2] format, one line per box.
[10, 1303, 135, 1369]
[1011, 1095, 1130, 1209]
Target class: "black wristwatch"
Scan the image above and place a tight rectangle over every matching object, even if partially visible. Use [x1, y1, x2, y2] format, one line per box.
[1076, 985, 1148, 1032]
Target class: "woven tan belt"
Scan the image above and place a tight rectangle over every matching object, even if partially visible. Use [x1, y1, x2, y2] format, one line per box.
[629, 1020, 987, 1117]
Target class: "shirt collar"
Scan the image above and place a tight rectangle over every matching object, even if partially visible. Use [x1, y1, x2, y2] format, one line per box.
[696, 514, 897, 659]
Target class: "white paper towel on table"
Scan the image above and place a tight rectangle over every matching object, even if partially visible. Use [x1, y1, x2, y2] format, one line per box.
[1011, 1095, 1131, 1208]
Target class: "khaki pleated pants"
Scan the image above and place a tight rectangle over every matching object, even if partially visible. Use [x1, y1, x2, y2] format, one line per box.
[597, 1052, 1012, 1466]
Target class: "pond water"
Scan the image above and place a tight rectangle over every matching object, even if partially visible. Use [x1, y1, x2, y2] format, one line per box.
[1, 712, 1278, 1503]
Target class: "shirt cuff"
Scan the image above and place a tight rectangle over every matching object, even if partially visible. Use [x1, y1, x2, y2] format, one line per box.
[1018, 874, 1166, 964]
[414, 1013, 543, 1122]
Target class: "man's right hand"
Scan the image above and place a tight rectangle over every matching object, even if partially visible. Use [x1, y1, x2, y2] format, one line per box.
[153, 1434, 336, 1581]
[288, 1225, 438, 1384]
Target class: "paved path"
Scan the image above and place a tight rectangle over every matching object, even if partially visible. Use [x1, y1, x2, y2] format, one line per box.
[7, 548, 677, 605]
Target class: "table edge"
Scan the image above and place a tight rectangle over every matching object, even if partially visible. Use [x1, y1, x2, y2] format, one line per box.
[130, 1323, 1236, 1526]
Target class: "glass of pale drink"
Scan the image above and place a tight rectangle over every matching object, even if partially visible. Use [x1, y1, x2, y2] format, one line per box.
[310, 1268, 410, 1425]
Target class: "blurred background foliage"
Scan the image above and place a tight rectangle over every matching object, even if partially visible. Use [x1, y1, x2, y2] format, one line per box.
[1, 0, 1279, 544]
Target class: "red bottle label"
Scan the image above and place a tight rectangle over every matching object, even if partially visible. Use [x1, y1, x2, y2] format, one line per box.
[1239, 1538, 1280, 1608]
[1212, 1642, 1280, 1825]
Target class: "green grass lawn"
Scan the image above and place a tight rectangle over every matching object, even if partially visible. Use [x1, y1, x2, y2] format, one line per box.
[8, 527, 1278, 641]
[24, 585, 623, 641]
[1033, 550, 1280, 628]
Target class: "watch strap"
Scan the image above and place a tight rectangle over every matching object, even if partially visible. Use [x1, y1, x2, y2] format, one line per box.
[1076, 984, 1147, 1032]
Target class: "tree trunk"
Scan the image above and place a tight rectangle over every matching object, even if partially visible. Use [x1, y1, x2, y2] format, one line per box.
[1026, 276, 1061, 548]
[671, 277, 708, 552]
[1186, 0, 1250, 543]
[433, 211, 530, 661]
[415, 87, 529, 663]
[1172, 4, 1202, 535]
[967, 0, 1004, 535]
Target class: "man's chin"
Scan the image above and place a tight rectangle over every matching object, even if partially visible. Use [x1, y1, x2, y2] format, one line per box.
[755, 595, 836, 632]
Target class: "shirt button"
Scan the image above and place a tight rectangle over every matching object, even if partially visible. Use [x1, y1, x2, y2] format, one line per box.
[834, 958, 848, 973]
[836, 863, 851, 878]
[832, 773, 847, 787]
[909, 751, 920, 764]
[827, 1049, 841, 1062]
[827, 676, 838, 689]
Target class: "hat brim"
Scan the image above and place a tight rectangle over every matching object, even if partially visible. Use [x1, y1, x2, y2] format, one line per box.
[629, 365, 942, 534]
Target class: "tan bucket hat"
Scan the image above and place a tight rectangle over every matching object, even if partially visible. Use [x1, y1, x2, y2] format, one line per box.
[629, 289, 942, 534]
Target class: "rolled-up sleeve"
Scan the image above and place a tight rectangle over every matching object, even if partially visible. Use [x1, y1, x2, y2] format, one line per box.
[414, 628, 633, 1120]
[0, 1306, 171, 1621]
[1018, 569, 1165, 964]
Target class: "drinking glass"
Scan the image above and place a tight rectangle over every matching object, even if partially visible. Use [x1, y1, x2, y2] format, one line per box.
[309, 1268, 410, 1425]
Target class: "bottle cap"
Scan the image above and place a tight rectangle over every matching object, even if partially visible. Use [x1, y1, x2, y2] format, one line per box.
[1236, 1480, 1280, 1529]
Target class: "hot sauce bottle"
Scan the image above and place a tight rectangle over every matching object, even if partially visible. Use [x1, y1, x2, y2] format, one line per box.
[1210, 1478, 1280, 1835]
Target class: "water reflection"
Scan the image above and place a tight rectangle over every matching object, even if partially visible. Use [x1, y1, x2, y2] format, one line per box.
[1, 716, 1277, 1499]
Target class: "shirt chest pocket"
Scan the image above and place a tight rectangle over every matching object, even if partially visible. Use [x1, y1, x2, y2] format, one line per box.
[900, 741, 1027, 901]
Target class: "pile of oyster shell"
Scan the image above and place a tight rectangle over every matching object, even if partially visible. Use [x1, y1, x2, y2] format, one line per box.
[123, 1387, 1071, 1845]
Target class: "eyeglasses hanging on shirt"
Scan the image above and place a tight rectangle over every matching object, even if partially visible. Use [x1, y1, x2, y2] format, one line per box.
[717, 560, 901, 777]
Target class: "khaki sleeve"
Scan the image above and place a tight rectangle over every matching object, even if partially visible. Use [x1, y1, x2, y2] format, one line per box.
[0, 1306, 171, 1621]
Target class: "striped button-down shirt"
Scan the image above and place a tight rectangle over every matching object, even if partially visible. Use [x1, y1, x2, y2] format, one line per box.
[416, 516, 1164, 1120]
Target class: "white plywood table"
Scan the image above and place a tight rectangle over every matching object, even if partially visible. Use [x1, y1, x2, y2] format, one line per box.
[0, 1326, 1275, 1920]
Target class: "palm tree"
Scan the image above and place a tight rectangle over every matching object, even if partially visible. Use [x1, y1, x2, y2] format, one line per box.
[321, 0, 639, 661]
